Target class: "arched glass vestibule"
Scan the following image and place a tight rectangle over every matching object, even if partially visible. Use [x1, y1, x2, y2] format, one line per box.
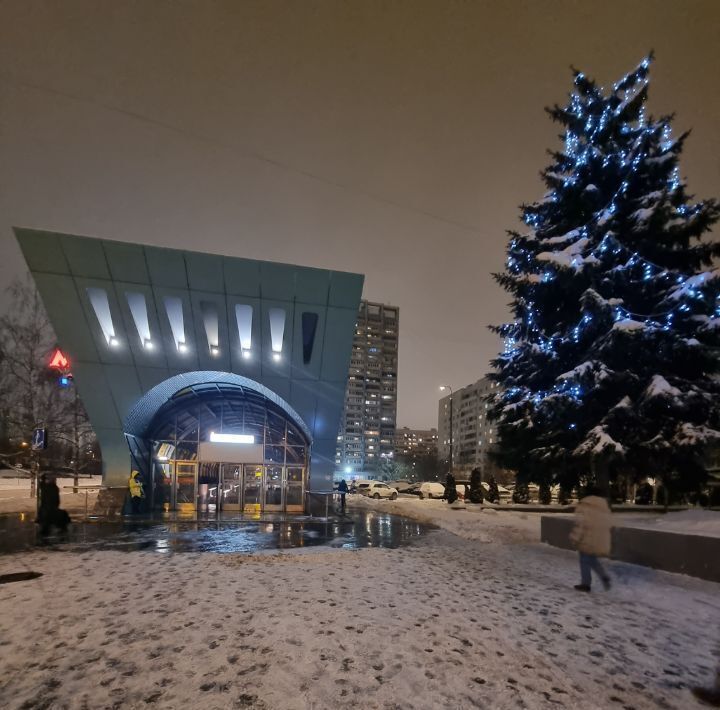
[130, 379, 311, 515]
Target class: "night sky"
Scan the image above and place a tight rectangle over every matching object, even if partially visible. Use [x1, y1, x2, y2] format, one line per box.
[1, 1, 718, 428]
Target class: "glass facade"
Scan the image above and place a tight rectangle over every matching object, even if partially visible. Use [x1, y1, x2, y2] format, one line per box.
[145, 382, 310, 514]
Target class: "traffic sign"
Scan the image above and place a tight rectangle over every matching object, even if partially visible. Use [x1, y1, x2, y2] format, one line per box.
[49, 348, 70, 371]
[32, 428, 47, 451]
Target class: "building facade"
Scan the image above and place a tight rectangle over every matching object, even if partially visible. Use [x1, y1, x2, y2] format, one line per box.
[335, 301, 399, 479]
[437, 378, 499, 477]
[17, 228, 363, 515]
[393, 428, 438, 458]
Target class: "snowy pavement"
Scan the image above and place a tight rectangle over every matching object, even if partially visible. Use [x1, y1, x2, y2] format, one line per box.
[0, 475, 103, 515]
[0, 502, 718, 709]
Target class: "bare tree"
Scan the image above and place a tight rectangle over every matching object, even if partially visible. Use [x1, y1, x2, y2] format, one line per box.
[0, 278, 97, 494]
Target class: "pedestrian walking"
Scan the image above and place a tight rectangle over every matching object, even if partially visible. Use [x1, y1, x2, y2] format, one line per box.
[570, 485, 612, 592]
[337, 479, 348, 512]
[128, 470, 144, 514]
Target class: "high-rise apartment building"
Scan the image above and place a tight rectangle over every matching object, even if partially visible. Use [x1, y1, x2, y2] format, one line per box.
[437, 378, 500, 476]
[393, 428, 438, 458]
[336, 301, 399, 478]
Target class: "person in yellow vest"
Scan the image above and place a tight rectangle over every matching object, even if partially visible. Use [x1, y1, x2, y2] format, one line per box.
[128, 470, 144, 514]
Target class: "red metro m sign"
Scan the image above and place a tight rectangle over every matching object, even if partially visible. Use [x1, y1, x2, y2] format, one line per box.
[48, 347, 70, 371]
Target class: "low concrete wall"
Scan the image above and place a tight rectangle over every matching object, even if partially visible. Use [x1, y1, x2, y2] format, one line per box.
[541, 516, 720, 583]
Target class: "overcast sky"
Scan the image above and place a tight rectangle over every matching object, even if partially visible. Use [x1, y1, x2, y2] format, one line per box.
[1, 1, 718, 429]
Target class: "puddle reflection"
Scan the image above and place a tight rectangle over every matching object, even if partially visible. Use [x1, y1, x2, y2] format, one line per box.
[0, 511, 432, 554]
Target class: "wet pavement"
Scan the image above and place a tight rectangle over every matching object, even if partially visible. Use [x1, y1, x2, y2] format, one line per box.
[0, 510, 433, 554]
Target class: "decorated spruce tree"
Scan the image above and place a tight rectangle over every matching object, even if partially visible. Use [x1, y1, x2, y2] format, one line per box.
[489, 54, 720, 498]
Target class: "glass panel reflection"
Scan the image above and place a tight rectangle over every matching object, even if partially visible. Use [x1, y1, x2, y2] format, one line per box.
[243, 465, 262, 512]
[221, 464, 241, 509]
[175, 462, 196, 511]
[264, 465, 283, 507]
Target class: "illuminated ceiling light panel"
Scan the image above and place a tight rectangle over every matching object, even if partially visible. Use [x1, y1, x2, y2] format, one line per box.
[126, 292, 152, 348]
[235, 304, 252, 350]
[210, 432, 255, 444]
[269, 307, 285, 353]
[86, 287, 117, 346]
[242, 349, 251, 359]
[164, 296, 186, 352]
[272, 352, 281, 361]
[201, 301, 219, 355]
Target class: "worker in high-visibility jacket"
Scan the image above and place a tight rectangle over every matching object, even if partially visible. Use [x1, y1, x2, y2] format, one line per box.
[128, 470, 144, 514]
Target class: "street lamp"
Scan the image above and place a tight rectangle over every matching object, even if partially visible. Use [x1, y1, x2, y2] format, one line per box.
[439, 385, 453, 475]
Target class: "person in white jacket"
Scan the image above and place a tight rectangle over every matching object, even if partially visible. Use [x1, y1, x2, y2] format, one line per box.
[570, 486, 612, 592]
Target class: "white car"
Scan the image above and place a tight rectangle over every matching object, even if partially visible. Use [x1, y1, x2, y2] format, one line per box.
[354, 481, 373, 495]
[416, 482, 446, 500]
[365, 482, 398, 500]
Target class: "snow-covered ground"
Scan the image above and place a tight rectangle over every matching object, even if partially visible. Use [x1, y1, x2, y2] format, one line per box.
[0, 501, 718, 709]
[613, 508, 720, 538]
[0, 475, 102, 515]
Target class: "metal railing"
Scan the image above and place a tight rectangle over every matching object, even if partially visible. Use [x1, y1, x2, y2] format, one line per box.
[305, 490, 340, 519]
[61, 485, 126, 519]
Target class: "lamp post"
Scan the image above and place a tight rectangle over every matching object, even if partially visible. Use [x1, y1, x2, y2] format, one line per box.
[439, 385, 453, 475]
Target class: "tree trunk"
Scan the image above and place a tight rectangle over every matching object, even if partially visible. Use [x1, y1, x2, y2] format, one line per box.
[591, 457, 610, 499]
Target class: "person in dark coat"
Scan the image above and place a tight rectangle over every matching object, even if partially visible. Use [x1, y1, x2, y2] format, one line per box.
[337, 479, 348, 512]
[37, 473, 68, 536]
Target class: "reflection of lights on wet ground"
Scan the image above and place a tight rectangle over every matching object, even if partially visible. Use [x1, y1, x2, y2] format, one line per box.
[0, 512, 432, 554]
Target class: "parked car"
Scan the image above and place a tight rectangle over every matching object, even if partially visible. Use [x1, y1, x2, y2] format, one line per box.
[455, 481, 470, 500]
[416, 482, 446, 500]
[365, 481, 398, 500]
[388, 480, 413, 492]
[351, 480, 373, 495]
[355, 481, 374, 495]
[403, 482, 423, 497]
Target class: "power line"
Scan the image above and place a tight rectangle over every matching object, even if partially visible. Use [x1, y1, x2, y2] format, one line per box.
[0, 72, 483, 234]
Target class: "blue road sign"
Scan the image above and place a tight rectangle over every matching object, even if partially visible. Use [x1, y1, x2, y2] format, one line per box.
[32, 428, 47, 451]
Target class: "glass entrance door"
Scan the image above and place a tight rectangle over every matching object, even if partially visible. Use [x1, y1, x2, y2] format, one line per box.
[175, 461, 197, 512]
[286, 466, 305, 512]
[264, 465, 283, 511]
[243, 464, 263, 513]
[220, 464, 242, 511]
[198, 462, 220, 516]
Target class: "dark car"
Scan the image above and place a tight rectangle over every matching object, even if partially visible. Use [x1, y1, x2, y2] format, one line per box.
[403, 483, 423, 497]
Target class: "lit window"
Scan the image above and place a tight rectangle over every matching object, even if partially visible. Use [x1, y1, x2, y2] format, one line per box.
[87, 287, 119, 346]
[200, 301, 220, 356]
[235, 304, 253, 351]
[269, 307, 286, 354]
[165, 296, 187, 353]
[126, 292, 152, 349]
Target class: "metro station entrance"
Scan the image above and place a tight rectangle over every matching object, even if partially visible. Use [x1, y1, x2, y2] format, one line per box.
[158, 461, 306, 514]
[138, 376, 312, 515]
